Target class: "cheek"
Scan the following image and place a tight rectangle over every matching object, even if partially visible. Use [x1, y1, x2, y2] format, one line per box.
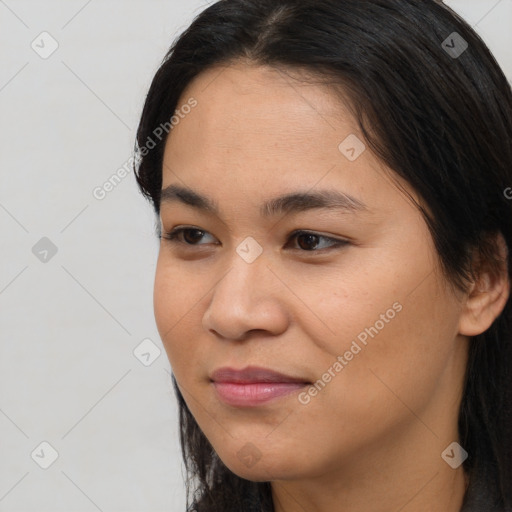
[313, 273, 462, 434]
[153, 261, 175, 342]
[153, 259, 202, 372]
[287, 250, 462, 428]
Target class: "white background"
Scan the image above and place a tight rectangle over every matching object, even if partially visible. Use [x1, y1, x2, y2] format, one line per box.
[0, 1, 510, 510]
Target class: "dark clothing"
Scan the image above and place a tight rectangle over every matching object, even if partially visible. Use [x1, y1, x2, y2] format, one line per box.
[460, 471, 510, 512]
[243, 472, 512, 512]
[193, 471, 511, 511]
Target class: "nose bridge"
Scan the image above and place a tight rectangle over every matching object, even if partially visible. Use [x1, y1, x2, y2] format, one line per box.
[218, 235, 271, 301]
[202, 243, 288, 339]
[212, 244, 271, 313]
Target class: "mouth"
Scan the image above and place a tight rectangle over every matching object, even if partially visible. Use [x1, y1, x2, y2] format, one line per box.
[210, 366, 311, 407]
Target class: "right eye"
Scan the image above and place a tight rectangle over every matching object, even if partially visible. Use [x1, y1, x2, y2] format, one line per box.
[161, 227, 218, 246]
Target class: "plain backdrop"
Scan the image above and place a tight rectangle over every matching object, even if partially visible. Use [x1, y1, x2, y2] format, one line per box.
[0, 1, 510, 510]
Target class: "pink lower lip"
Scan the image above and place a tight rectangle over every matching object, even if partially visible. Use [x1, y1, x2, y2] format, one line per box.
[213, 382, 307, 407]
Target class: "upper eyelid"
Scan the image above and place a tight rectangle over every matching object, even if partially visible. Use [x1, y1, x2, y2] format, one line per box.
[163, 226, 347, 247]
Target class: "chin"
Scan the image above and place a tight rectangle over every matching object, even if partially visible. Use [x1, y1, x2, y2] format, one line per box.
[215, 445, 309, 483]
[228, 465, 274, 482]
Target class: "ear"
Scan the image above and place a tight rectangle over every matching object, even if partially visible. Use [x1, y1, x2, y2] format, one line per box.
[458, 232, 510, 337]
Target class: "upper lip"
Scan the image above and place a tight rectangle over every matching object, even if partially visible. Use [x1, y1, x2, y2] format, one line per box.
[210, 366, 310, 384]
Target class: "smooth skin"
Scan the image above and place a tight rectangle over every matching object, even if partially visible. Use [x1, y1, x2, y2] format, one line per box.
[153, 60, 510, 512]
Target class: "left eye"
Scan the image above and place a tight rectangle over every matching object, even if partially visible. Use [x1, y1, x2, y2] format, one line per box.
[161, 227, 347, 252]
[286, 230, 347, 251]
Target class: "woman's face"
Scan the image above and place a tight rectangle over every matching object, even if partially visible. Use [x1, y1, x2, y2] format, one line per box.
[154, 61, 469, 483]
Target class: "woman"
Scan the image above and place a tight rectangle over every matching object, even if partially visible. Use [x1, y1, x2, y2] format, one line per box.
[133, 0, 512, 510]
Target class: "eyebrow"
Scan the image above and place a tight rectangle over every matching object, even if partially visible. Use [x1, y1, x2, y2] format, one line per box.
[160, 184, 369, 217]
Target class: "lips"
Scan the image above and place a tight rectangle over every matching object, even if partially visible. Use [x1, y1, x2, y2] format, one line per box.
[210, 366, 310, 384]
[210, 366, 311, 407]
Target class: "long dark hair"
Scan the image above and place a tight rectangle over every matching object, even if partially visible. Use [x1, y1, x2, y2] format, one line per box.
[133, 1, 512, 510]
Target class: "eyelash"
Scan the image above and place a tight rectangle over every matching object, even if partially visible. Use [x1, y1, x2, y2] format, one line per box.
[160, 227, 348, 253]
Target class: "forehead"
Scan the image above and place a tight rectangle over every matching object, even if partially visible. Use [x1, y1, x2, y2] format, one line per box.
[161, 61, 418, 217]
[165, 61, 353, 154]
[165, 62, 357, 167]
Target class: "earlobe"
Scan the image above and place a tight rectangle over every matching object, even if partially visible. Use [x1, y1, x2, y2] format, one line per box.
[458, 233, 510, 337]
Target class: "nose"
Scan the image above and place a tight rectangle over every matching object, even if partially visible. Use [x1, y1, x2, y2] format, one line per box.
[201, 251, 289, 341]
